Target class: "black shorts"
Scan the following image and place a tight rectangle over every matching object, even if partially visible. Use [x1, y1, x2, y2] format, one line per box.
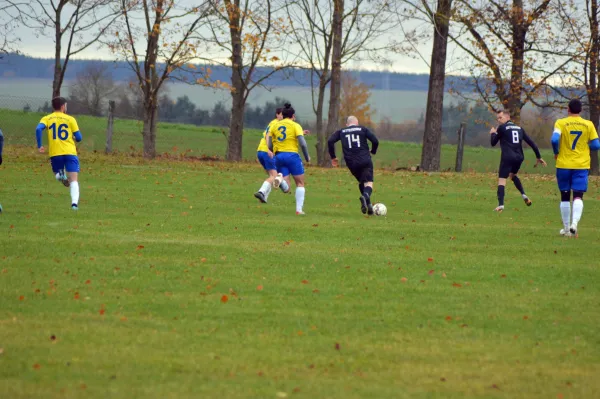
[348, 160, 374, 183]
[498, 158, 523, 178]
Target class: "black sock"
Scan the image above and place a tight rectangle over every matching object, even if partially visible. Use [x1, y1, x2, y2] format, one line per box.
[363, 186, 373, 203]
[358, 183, 365, 195]
[497, 185, 505, 206]
[512, 176, 525, 195]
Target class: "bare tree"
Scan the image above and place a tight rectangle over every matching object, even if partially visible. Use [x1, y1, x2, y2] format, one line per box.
[109, 0, 212, 158]
[286, 0, 397, 166]
[14, 0, 120, 97]
[0, 1, 24, 57]
[199, 0, 294, 162]
[68, 63, 118, 116]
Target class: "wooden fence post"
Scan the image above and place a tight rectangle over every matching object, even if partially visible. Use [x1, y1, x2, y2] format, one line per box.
[106, 100, 115, 154]
[455, 122, 466, 172]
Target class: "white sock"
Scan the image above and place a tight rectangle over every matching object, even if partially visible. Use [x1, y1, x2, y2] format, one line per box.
[572, 198, 583, 226]
[560, 201, 571, 229]
[70, 181, 80, 205]
[295, 187, 305, 212]
[280, 179, 289, 193]
[261, 181, 272, 200]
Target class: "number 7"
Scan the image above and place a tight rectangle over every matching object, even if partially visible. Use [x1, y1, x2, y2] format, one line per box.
[570, 130, 583, 150]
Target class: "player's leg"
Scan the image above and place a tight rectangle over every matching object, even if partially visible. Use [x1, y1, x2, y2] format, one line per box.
[254, 152, 273, 203]
[510, 160, 531, 205]
[556, 168, 572, 235]
[50, 156, 70, 187]
[569, 169, 588, 235]
[289, 154, 306, 215]
[495, 161, 510, 212]
[65, 156, 80, 210]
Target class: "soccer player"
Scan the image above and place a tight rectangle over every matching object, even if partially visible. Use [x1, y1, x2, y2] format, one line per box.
[254, 107, 289, 203]
[267, 103, 310, 215]
[328, 116, 379, 215]
[490, 109, 546, 212]
[551, 98, 600, 236]
[35, 97, 82, 210]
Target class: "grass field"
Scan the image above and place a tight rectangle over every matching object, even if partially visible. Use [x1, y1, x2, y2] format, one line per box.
[0, 143, 599, 398]
[0, 108, 555, 175]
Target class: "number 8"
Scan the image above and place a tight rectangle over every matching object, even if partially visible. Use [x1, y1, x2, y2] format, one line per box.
[512, 131, 519, 143]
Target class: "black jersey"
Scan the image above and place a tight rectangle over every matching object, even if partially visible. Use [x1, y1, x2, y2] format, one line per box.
[328, 125, 379, 166]
[491, 121, 541, 160]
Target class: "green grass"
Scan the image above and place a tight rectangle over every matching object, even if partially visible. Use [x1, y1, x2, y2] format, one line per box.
[0, 108, 555, 174]
[0, 146, 599, 398]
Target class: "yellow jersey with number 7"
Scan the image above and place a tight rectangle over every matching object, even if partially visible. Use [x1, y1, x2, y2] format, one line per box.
[39, 112, 80, 157]
[554, 116, 598, 169]
[269, 118, 304, 153]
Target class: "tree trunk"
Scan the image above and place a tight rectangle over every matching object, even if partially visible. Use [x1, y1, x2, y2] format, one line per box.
[324, 0, 344, 166]
[315, 76, 329, 166]
[507, 1, 526, 123]
[52, 6, 63, 98]
[420, 0, 452, 172]
[589, 0, 600, 175]
[228, 88, 245, 161]
[142, 100, 158, 159]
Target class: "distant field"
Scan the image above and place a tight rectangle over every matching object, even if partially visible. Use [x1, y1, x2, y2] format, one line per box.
[0, 78, 457, 123]
[0, 108, 555, 175]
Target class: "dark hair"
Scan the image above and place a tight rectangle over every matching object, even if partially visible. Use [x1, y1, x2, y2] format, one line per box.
[568, 99, 582, 114]
[275, 107, 283, 116]
[52, 97, 67, 111]
[282, 102, 295, 119]
[497, 109, 510, 116]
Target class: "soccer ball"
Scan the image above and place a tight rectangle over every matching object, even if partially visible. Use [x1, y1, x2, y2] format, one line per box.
[373, 203, 387, 216]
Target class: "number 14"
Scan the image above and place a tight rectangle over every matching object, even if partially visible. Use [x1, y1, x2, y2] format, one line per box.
[346, 134, 360, 148]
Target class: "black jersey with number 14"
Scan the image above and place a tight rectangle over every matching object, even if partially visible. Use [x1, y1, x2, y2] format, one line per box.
[328, 125, 379, 166]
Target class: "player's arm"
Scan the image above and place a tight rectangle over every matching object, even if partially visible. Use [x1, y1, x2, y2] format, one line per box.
[365, 128, 379, 154]
[551, 122, 561, 155]
[588, 123, 600, 150]
[267, 134, 273, 153]
[522, 131, 546, 166]
[71, 118, 82, 143]
[297, 135, 310, 163]
[327, 130, 341, 159]
[490, 126, 500, 146]
[36, 120, 47, 152]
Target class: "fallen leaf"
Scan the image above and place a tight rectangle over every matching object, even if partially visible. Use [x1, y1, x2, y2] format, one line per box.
[523, 315, 529, 320]
[501, 274, 507, 278]
[428, 257, 434, 262]
[452, 282, 462, 288]
[256, 285, 263, 291]
[99, 309, 105, 315]
[221, 295, 229, 303]
[445, 316, 452, 321]
[33, 363, 41, 370]
[50, 335, 56, 341]
[136, 245, 144, 250]
[428, 270, 435, 275]
[19, 295, 24, 301]
[301, 280, 309, 284]
[401, 277, 408, 283]
[335, 342, 341, 350]
[85, 280, 91, 284]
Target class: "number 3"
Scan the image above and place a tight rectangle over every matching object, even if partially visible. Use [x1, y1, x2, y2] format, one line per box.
[277, 126, 287, 141]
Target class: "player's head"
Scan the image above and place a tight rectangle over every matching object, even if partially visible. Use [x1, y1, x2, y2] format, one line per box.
[496, 109, 510, 124]
[275, 107, 283, 120]
[52, 97, 68, 113]
[568, 99, 582, 115]
[282, 102, 295, 119]
[346, 116, 359, 126]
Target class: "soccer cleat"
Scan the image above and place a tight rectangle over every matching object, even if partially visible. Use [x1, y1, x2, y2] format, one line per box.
[0, 203, 3, 213]
[523, 196, 532, 206]
[359, 195, 368, 214]
[71, 204, 78, 211]
[367, 203, 374, 215]
[296, 211, 305, 215]
[559, 228, 572, 237]
[494, 205, 504, 213]
[59, 171, 70, 187]
[273, 173, 283, 189]
[254, 191, 267, 204]
[569, 223, 578, 236]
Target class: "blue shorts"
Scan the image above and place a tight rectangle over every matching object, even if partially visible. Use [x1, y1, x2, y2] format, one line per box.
[556, 168, 588, 192]
[50, 155, 80, 173]
[275, 152, 304, 177]
[257, 151, 276, 171]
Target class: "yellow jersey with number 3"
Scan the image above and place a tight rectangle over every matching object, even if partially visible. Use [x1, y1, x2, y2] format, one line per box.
[554, 116, 598, 169]
[39, 112, 80, 157]
[269, 118, 304, 153]
[257, 119, 278, 152]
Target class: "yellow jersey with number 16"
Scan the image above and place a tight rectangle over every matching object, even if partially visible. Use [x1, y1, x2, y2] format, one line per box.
[554, 116, 598, 169]
[269, 118, 304, 153]
[39, 112, 80, 157]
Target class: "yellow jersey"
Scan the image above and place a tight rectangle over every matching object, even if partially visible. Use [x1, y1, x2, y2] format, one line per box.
[269, 118, 304, 153]
[257, 119, 278, 152]
[39, 112, 80, 157]
[554, 116, 598, 169]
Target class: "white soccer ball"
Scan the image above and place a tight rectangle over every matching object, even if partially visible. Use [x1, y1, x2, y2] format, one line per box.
[373, 203, 387, 216]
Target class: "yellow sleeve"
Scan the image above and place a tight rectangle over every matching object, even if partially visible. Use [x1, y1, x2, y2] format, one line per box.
[39, 116, 48, 126]
[69, 117, 80, 133]
[296, 123, 304, 138]
[553, 119, 563, 134]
